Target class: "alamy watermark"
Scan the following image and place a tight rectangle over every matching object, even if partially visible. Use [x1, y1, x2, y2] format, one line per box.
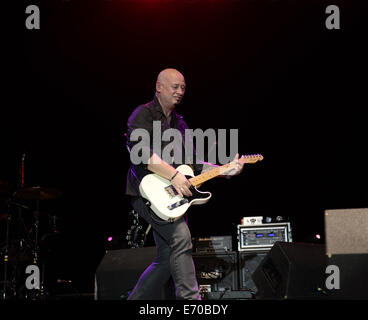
[25, 5, 40, 30]
[325, 264, 340, 290]
[325, 5, 340, 30]
[25, 265, 40, 290]
[129, 122, 239, 165]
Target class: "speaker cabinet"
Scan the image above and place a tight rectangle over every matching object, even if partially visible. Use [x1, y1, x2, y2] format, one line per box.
[192, 251, 238, 293]
[238, 251, 268, 294]
[252, 241, 327, 299]
[325, 208, 368, 299]
[325, 208, 368, 255]
[95, 246, 174, 300]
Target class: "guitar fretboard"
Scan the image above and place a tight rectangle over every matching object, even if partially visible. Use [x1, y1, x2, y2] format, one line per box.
[188, 154, 263, 187]
[189, 163, 232, 187]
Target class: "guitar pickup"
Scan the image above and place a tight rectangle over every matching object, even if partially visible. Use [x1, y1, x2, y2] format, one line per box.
[167, 198, 189, 210]
[165, 185, 178, 197]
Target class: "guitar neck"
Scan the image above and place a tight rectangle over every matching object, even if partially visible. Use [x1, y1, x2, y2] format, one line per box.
[188, 154, 263, 187]
[189, 163, 232, 187]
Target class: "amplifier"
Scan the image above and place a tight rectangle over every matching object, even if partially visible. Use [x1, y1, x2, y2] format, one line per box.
[192, 251, 238, 292]
[237, 222, 292, 252]
[192, 236, 232, 253]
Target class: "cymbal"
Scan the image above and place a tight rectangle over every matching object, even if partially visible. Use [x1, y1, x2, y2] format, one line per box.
[14, 186, 63, 201]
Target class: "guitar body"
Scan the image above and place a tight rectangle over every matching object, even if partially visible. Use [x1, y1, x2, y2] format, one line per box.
[139, 165, 212, 222]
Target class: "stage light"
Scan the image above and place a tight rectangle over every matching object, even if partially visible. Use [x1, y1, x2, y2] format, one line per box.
[107, 236, 113, 242]
[315, 234, 321, 240]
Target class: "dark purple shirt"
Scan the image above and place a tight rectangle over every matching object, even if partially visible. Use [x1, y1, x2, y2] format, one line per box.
[125, 96, 203, 196]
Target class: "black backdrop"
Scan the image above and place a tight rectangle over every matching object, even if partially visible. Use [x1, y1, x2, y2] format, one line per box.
[3, 0, 367, 293]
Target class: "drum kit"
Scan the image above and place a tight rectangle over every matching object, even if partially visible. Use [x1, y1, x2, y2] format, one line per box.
[0, 181, 63, 300]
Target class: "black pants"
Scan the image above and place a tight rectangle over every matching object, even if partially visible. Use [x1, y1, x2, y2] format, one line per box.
[127, 196, 201, 300]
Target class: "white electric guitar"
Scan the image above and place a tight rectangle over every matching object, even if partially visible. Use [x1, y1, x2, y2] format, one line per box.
[139, 154, 263, 222]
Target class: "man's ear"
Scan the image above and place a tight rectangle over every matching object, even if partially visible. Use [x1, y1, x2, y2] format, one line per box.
[156, 81, 161, 93]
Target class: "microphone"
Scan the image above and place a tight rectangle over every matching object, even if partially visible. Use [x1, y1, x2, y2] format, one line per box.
[21, 152, 25, 188]
[16, 151, 26, 189]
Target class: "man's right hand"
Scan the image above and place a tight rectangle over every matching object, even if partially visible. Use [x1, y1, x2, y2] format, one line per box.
[147, 153, 193, 197]
[171, 172, 193, 198]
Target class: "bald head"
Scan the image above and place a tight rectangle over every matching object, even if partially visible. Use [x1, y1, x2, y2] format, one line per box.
[157, 68, 185, 85]
[155, 68, 186, 109]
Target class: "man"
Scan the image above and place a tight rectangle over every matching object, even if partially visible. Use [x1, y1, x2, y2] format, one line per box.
[125, 68, 244, 300]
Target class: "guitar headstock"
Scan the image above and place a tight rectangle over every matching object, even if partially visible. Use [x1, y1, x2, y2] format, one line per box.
[241, 154, 264, 164]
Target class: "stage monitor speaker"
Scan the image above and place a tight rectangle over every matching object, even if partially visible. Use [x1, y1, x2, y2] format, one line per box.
[252, 241, 327, 300]
[324, 208, 368, 299]
[205, 290, 252, 300]
[192, 251, 238, 294]
[95, 246, 174, 300]
[238, 250, 268, 294]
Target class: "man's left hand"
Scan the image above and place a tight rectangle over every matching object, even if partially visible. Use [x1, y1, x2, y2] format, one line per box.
[225, 153, 245, 177]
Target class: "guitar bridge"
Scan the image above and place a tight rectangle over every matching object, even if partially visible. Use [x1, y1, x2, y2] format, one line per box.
[167, 198, 188, 210]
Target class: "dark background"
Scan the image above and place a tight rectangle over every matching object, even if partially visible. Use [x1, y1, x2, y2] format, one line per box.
[2, 0, 367, 294]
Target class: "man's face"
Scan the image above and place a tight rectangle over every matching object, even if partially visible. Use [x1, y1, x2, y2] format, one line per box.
[158, 73, 186, 107]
